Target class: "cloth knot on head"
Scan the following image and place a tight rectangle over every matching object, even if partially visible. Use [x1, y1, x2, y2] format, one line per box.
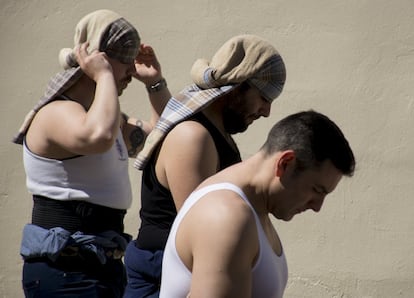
[190, 34, 286, 102]
[13, 9, 140, 145]
[59, 9, 140, 69]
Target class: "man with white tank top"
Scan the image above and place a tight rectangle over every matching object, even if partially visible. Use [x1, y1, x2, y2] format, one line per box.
[13, 10, 171, 297]
[160, 110, 355, 298]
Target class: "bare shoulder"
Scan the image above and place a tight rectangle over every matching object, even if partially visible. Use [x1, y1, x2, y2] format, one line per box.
[160, 119, 218, 165]
[189, 189, 257, 237]
[204, 189, 254, 218]
[26, 99, 85, 150]
[155, 120, 220, 209]
[177, 188, 259, 270]
[165, 120, 212, 145]
[33, 99, 84, 121]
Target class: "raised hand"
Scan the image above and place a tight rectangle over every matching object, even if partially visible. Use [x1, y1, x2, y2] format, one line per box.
[133, 44, 163, 85]
[75, 42, 113, 82]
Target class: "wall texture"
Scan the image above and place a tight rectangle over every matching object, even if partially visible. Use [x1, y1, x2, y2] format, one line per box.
[1, 0, 413, 297]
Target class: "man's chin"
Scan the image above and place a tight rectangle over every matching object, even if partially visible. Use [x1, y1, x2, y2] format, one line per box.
[226, 124, 249, 134]
[282, 213, 295, 222]
[118, 88, 125, 96]
[273, 212, 293, 222]
[238, 125, 249, 133]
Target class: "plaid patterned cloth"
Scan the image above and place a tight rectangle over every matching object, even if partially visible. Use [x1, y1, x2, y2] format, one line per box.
[13, 10, 139, 145]
[100, 18, 139, 64]
[134, 84, 236, 170]
[247, 55, 285, 102]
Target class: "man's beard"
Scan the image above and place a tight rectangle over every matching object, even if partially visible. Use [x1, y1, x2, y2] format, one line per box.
[222, 105, 249, 134]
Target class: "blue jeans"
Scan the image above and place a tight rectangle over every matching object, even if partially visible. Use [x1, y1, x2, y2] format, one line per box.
[22, 256, 126, 298]
[123, 241, 164, 298]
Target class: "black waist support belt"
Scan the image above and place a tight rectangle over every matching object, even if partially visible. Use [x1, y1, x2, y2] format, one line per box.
[32, 195, 126, 234]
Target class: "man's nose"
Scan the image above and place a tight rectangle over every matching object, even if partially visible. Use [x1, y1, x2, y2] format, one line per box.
[260, 101, 271, 118]
[309, 197, 325, 213]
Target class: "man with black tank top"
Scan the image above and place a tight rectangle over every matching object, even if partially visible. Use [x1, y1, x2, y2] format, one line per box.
[13, 10, 171, 298]
[124, 34, 287, 297]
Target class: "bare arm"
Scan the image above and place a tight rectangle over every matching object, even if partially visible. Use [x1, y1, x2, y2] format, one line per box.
[133, 44, 171, 126]
[121, 115, 149, 157]
[78, 45, 120, 152]
[121, 44, 171, 157]
[156, 121, 219, 211]
[26, 43, 120, 157]
[179, 192, 259, 298]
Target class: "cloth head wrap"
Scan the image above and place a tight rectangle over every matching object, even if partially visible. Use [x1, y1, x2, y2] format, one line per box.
[13, 9, 140, 144]
[134, 34, 286, 170]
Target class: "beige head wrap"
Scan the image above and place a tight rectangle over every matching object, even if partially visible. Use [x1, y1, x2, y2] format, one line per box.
[134, 34, 286, 169]
[13, 9, 140, 144]
[190, 34, 286, 102]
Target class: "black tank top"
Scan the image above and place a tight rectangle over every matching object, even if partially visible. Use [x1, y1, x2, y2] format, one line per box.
[136, 112, 241, 250]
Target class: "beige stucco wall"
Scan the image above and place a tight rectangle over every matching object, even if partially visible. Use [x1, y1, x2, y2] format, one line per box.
[1, 0, 413, 297]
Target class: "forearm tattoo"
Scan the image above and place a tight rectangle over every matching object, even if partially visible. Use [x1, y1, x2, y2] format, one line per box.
[128, 120, 145, 156]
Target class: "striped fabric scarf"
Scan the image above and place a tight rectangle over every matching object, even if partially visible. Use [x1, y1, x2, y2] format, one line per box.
[134, 84, 235, 169]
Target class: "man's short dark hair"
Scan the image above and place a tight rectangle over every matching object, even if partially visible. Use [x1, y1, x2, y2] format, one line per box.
[261, 110, 355, 176]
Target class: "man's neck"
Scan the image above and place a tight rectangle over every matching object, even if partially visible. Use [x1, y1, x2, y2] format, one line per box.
[201, 103, 239, 153]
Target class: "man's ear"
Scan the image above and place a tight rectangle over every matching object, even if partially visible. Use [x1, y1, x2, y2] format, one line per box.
[275, 150, 296, 177]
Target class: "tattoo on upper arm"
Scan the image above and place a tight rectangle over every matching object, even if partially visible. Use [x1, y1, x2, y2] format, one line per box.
[128, 120, 145, 156]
